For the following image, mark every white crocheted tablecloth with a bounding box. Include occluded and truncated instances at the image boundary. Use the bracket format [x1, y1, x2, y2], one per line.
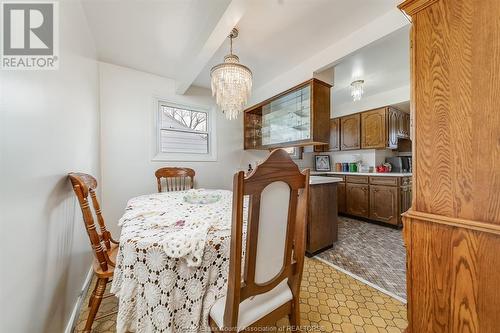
[111, 189, 246, 333]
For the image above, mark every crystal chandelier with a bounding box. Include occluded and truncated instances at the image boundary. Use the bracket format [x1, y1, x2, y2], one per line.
[210, 28, 252, 120]
[350, 79, 364, 101]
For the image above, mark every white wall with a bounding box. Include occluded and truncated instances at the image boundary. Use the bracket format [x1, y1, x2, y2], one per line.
[99, 63, 243, 233]
[332, 84, 410, 117]
[0, 1, 99, 332]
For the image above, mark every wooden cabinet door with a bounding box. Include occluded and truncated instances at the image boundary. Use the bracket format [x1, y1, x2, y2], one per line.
[361, 108, 387, 149]
[399, 185, 412, 224]
[346, 183, 369, 218]
[329, 118, 340, 151]
[403, 112, 411, 138]
[340, 114, 360, 150]
[313, 117, 340, 152]
[369, 185, 399, 225]
[337, 182, 346, 213]
[387, 107, 398, 149]
[307, 183, 338, 254]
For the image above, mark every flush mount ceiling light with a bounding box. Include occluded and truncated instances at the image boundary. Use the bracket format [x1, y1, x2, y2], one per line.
[210, 28, 253, 120]
[350, 79, 365, 101]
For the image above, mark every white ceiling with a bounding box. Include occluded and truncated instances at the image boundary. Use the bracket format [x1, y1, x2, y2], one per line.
[82, 0, 398, 93]
[331, 26, 410, 107]
[81, 0, 231, 79]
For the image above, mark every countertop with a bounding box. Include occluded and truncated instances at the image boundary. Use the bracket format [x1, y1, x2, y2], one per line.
[311, 171, 412, 177]
[309, 175, 344, 185]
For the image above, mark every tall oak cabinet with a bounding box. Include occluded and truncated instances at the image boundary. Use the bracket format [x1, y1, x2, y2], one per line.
[399, 0, 500, 332]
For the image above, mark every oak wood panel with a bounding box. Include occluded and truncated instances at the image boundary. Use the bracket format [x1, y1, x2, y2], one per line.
[329, 118, 340, 151]
[337, 182, 346, 214]
[311, 80, 332, 145]
[410, 0, 500, 222]
[340, 114, 360, 150]
[406, 219, 500, 333]
[369, 176, 399, 186]
[307, 183, 338, 254]
[369, 185, 399, 225]
[399, 0, 500, 331]
[345, 175, 369, 184]
[346, 183, 369, 218]
[361, 107, 387, 149]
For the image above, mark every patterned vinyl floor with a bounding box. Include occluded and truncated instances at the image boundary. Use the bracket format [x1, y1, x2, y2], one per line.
[75, 258, 407, 333]
[316, 216, 406, 300]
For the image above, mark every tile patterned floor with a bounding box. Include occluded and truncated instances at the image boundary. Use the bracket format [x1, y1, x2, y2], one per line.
[316, 217, 406, 300]
[75, 258, 407, 332]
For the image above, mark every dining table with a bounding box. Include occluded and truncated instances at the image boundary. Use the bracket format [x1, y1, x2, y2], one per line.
[111, 189, 248, 333]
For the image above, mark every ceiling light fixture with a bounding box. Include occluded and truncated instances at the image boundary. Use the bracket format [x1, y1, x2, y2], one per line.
[350, 79, 364, 102]
[210, 28, 253, 120]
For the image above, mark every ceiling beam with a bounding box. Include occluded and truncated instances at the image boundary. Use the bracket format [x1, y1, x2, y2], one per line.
[175, 0, 249, 95]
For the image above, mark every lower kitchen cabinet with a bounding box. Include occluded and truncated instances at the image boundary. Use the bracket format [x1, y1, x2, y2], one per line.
[334, 174, 412, 226]
[337, 182, 346, 214]
[307, 182, 338, 255]
[346, 183, 369, 218]
[369, 185, 399, 225]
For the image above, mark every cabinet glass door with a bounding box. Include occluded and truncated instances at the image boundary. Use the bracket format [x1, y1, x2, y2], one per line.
[261, 84, 311, 146]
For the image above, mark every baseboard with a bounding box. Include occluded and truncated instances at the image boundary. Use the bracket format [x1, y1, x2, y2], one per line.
[64, 267, 94, 333]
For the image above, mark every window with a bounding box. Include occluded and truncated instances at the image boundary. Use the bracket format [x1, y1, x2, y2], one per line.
[154, 101, 216, 161]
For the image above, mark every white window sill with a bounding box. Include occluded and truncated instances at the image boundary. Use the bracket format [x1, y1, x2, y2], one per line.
[152, 152, 217, 162]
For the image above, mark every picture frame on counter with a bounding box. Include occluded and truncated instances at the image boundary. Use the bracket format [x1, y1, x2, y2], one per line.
[314, 155, 331, 171]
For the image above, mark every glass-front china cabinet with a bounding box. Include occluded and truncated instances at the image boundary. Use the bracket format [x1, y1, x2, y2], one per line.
[243, 78, 331, 150]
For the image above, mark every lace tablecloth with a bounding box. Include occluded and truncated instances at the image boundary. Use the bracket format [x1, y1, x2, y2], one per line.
[111, 190, 245, 333]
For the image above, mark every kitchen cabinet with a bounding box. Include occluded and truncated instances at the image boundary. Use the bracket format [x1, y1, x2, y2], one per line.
[388, 107, 411, 149]
[307, 182, 338, 256]
[369, 185, 399, 225]
[243, 78, 332, 150]
[337, 181, 346, 214]
[387, 107, 399, 149]
[340, 114, 360, 150]
[326, 106, 410, 151]
[329, 118, 341, 151]
[334, 173, 412, 226]
[314, 117, 340, 152]
[400, 176, 412, 215]
[361, 108, 387, 149]
[346, 182, 369, 218]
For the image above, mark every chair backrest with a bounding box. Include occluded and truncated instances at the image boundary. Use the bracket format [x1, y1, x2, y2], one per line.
[155, 167, 195, 192]
[223, 149, 310, 328]
[68, 172, 115, 272]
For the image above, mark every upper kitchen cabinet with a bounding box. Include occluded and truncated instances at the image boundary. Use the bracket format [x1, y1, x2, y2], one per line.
[340, 114, 360, 150]
[387, 106, 410, 149]
[361, 107, 387, 149]
[329, 118, 341, 151]
[333, 105, 410, 150]
[314, 117, 340, 152]
[243, 79, 332, 150]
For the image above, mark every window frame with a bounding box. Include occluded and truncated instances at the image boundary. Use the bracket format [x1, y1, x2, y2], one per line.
[152, 99, 217, 162]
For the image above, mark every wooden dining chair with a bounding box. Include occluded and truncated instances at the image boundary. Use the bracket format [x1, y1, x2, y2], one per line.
[209, 149, 310, 332]
[68, 172, 119, 333]
[155, 167, 195, 192]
